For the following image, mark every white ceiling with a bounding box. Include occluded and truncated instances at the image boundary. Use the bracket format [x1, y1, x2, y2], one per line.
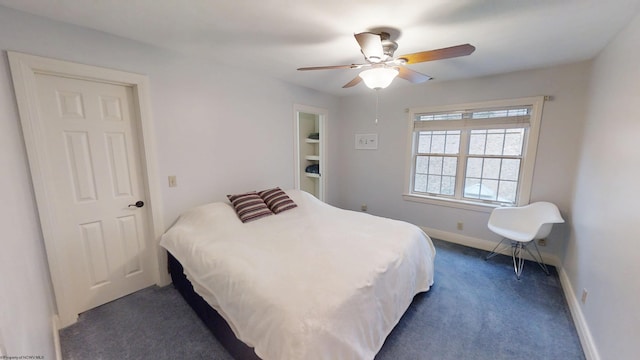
[2, 0, 640, 96]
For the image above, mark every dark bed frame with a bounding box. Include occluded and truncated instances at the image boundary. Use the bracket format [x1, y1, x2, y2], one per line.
[167, 252, 262, 360]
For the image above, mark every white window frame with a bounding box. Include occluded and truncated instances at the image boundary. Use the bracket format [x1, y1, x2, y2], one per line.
[403, 96, 545, 212]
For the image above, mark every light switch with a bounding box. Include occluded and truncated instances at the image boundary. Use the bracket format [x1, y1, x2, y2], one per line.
[355, 133, 378, 150]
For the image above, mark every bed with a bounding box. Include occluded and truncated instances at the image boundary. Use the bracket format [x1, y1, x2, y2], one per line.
[160, 189, 435, 360]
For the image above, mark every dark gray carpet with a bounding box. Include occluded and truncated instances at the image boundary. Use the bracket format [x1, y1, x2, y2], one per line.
[60, 240, 585, 359]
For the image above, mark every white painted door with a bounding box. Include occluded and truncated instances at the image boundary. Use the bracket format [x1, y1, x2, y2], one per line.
[34, 74, 156, 315]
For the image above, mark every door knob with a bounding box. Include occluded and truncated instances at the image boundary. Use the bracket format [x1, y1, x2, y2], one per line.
[128, 201, 144, 208]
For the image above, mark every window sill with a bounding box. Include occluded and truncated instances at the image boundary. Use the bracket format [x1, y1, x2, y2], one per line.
[402, 193, 499, 213]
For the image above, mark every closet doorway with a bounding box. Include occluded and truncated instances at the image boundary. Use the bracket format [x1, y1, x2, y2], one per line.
[294, 104, 327, 201]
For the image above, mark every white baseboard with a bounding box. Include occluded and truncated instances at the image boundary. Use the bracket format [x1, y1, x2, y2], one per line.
[421, 226, 598, 360]
[52, 315, 62, 360]
[557, 267, 600, 360]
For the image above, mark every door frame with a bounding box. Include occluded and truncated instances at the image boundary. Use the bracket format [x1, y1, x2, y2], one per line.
[8, 51, 167, 328]
[293, 104, 327, 201]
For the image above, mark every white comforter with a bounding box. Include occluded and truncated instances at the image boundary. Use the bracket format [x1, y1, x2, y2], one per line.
[160, 190, 435, 360]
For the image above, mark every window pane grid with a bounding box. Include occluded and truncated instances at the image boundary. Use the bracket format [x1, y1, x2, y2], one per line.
[414, 155, 457, 196]
[469, 128, 524, 156]
[463, 156, 521, 204]
[409, 99, 541, 207]
[416, 130, 460, 155]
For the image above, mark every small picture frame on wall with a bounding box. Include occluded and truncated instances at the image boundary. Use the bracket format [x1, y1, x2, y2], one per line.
[355, 133, 378, 150]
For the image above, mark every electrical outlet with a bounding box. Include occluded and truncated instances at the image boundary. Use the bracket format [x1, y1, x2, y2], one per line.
[581, 289, 588, 304]
[538, 239, 546, 246]
[168, 175, 177, 188]
[457, 222, 463, 231]
[361, 204, 367, 212]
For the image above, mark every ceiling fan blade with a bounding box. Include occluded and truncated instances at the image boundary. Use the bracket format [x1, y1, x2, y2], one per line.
[399, 44, 476, 64]
[354, 32, 384, 62]
[297, 64, 365, 71]
[342, 75, 362, 88]
[397, 66, 432, 84]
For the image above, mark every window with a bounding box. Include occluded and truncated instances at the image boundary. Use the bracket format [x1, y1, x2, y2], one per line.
[405, 97, 545, 209]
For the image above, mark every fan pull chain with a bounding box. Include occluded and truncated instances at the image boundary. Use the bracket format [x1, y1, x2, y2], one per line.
[375, 89, 379, 124]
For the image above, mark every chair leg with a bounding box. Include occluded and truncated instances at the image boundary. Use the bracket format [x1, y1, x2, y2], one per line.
[523, 240, 550, 276]
[486, 238, 549, 279]
[486, 238, 525, 279]
[513, 242, 525, 280]
[485, 238, 509, 260]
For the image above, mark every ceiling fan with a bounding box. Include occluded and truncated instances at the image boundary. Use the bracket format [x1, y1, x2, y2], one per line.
[297, 31, 475, 89]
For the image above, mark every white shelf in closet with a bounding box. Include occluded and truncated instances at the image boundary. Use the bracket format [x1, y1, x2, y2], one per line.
[305, 138, 320, 144]
[305, 173, 321, 178]
[305, 155, 320, 161]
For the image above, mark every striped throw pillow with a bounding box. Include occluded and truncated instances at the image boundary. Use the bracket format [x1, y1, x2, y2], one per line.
[258, 188, 297, 214]
[227, 192, 273, 223]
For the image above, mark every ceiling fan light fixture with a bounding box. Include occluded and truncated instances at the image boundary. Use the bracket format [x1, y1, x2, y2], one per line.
[359, 67, 399, 89]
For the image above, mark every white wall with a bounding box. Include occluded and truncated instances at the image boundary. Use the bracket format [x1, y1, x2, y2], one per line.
[0, 5, 338, 357]
[152, 55, 338, 225]
[565, 11, 640, 360]
[332, 62, 591, 259]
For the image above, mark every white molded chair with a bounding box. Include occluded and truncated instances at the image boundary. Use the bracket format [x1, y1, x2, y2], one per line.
[485, 202, 564, 279]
